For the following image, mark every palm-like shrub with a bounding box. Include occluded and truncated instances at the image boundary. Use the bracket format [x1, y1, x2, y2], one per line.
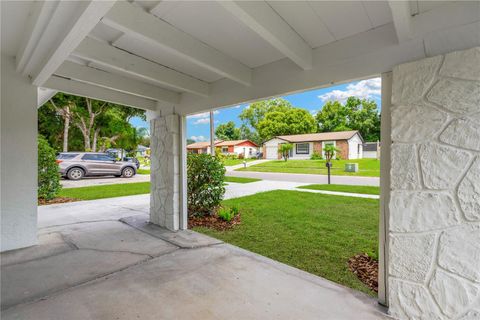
[278, 143, 293, 161]
[187, 153, 225, 215]
[38, 135, 61, 200]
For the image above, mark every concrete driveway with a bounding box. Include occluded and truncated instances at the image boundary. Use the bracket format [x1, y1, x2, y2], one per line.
[227, 171, 380, 186]
[1, 197, 387, 319]
[61, 174, 150, 188]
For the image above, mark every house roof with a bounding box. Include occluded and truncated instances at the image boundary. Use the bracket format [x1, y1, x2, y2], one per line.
[215, 140, 258, 147]
[274, 131, 361, 143]
[187, 140, 222, 149]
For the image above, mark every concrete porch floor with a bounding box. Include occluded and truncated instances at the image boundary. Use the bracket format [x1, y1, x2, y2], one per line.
[1, 197, 388, 319]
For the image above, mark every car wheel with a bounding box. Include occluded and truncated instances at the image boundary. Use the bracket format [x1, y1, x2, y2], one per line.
[122, 167, 135, 178]
[67, 167, 84, 180]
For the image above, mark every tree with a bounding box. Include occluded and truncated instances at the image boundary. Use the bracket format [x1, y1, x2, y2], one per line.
[323, 144, 339, 185]
[256, 108, 316, 141]
[315, 97, 380, 142]
[215, 121, 241, 140]
[239, 98, 293, 130]
[278, 143, 293, 161]
[187, 139, 196, 145]
[46, 93, 79, 152]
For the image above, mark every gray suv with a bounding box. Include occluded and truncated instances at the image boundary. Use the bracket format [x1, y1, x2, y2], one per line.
[57, 152, 137, 180]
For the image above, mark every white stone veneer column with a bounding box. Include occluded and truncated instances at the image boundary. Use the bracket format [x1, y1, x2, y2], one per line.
[388, 47, 480, 319]
[150, 113, 181, 231]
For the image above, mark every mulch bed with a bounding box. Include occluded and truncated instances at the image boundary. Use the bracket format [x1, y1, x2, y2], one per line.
[188, 213, 241, 231]
[348, 253, 378, 292]
[38, 197, 79, 206]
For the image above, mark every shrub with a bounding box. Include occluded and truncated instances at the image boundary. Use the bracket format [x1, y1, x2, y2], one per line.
[230, 205, 239, 216]
[38, 135, 61, 200]
[187, 153, 225, 215]
[238, 153, 244, 159]
[310, 151, 323, 160]
[218, 207, 234, 222]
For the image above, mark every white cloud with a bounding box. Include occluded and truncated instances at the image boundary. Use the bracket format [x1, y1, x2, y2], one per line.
[318, 78, 381, 103]
[193, 117, 210, 125]
[190, 135, 206, 142]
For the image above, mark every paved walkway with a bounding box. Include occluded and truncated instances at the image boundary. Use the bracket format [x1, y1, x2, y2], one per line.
[61, 174, 150, 188]
[1, 197, 387, 319]
[227, 170, 380, 186]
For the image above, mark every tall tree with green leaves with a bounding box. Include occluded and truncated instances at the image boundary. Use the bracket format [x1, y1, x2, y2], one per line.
[239, 98, 293, 130]
[256, 108, 316, 141]
[215, 121, 241, 140]
[315, 97, 380, 141]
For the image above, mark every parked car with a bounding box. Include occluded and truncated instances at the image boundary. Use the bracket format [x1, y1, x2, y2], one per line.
[122, 157, 140, 169]
[56, 152, 137, 180]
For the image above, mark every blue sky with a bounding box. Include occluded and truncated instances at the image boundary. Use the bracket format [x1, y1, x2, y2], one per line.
[130, 77, 381, 141]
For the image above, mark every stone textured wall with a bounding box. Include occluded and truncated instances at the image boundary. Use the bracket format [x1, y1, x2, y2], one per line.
[150, 114, 180, 231]
[388, 47, 480, 319]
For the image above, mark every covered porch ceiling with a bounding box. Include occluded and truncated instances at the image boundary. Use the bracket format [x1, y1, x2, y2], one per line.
[2, 0, 479, 114]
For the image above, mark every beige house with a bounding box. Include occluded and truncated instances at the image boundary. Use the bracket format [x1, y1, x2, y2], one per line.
[263, 131, 364, 160]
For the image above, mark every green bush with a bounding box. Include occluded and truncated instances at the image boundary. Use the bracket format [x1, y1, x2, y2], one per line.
[218, 207, 234, 222]
[187, 153, 226, 215]
[310, 151, 323, 160]
[217, 205, 239, 222]
[38, 135, 61, 200]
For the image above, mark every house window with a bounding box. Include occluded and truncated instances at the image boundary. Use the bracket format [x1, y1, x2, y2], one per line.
[222, 146, 229, 153]
[249, 148, 253, 155]
[296, 143, 309, 154]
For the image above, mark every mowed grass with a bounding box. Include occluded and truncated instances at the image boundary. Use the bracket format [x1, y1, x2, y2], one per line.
[58, 176, 260, 201]
[194, 190, 379, 295]
[224, 176, 261, 183]
[59, 182, 150, 200]
[236, 159, 380, 177]
[298, 184, 380, 195]
[136, 168, 150, 175]
[222, 158, 256, 166]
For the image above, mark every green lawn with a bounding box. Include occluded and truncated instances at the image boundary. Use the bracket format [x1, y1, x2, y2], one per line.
[222, 158, 256, 166]
[236, 159, 380, 177]
[194, 190, 379, 295]
[58, 176, 260, 201]
[298, 184, 380, 195]
[137, 169, 150, 175]
[59, 182, 150, 200]
[224, 176, 261, 183]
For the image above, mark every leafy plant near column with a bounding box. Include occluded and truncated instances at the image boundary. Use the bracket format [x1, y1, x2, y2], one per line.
[278, 143, 293, 161]
[187, 153, 226, 215]
[38, 135, 62, 200]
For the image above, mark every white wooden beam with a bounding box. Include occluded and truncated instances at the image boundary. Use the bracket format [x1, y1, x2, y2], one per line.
[388, 1, 413, 42]
[73, 37, 210, 97]
[44, 76, 157, 111]
[16, 1, 58, 73]
[55, 61, 180, 104]
[219, 1, 312, 70]
[102, 1, 252, 86]
[31, 1, 117, 86]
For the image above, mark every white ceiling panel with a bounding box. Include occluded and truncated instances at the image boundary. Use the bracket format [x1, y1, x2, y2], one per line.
[308, 1, 373, 40]
[113, 35, 223, 83]
[362, 1, 393, 27]
[1, 1, 35, 56]
[267, 1, 335, 49]
[86, 61, 183, 94]
[152, 1, 285, 68]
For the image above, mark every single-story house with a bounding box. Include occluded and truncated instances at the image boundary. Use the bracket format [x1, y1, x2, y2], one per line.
[363, 142, 380, 159]
[215, 140, 259, 158]
[263, 131, 364, 160]
[186, 140, 222, 154]
[136, 145, 149, 157]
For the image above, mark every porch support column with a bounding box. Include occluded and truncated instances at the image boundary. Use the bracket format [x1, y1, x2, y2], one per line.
[1, 54, 38, 252]
[149, 107, 187, 231]
[388, 47, 480, 319]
